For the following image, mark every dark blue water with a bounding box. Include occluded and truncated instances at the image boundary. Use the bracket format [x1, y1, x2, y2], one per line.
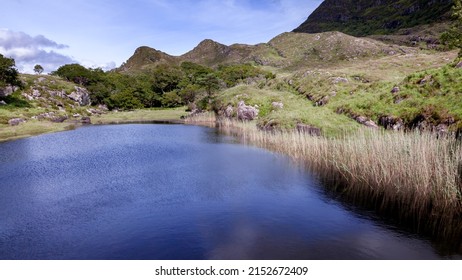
[0, 124, 452, 259]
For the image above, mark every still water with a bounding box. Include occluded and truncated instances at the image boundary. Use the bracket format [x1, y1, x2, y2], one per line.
[0, 124, 457, 259]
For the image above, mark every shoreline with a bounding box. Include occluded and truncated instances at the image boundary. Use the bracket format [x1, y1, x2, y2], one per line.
[0, 108, 188, 143]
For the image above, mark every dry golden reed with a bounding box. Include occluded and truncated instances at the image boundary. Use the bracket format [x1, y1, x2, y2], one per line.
[213, 118, 462, 242]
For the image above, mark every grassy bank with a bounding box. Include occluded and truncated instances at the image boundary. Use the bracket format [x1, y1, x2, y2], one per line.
[191, 115, 462, 251]
[0, 107, 188, 142]
[93, 107, 188, 124]
[0, 121, 76, 142]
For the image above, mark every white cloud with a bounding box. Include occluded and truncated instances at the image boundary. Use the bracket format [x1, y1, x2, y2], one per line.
[0, 29, 74, 73]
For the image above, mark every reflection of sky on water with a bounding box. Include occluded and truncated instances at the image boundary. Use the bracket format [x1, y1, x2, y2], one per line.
[0, 124, 454, 260]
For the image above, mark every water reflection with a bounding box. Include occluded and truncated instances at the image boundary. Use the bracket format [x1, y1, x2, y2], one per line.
[0, 124, 459, 259]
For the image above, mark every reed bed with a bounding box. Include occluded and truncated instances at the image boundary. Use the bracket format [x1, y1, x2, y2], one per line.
[213, 118, 462, 246]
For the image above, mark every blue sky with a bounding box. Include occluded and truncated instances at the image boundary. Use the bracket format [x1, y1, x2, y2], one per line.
[1, 0, 322, 73]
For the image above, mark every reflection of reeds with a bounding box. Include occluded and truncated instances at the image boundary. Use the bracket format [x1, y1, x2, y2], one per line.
[184, 112, 217, 125]
[215, 118, 462, 249]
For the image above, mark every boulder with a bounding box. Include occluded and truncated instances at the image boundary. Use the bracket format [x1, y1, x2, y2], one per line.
[0, 86, 18, 97]
[271, 102, 284, 109]
[0, 100, 6, 106]
[332, 77, 349, 84]
[237, 101, 259, 121]
[378, 116, 404, 131]
[50, 115, 68, 123]
[391, 86, 400, 94]
[355, 115, 378, 129]
[456, 61, 462, 69]
[296, 124, 321, 136]
[81, 117, 92, 124]
[8, 118, 26, 126]
[418, 75, 433, 85]
[68, 87, 91, 106]
[225, 105, 234, 118]
[315, 96, 329, 106]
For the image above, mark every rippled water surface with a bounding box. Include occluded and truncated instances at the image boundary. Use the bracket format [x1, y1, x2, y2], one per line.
[0, 124, 457, 259]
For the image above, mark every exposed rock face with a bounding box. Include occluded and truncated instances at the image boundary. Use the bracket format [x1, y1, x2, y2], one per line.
[68, 87, 91, 106]
[296, 124, 321, 136]
[237, 101, 259, 121]
[378, 116, 404, 130]
[8, 118, 25, 126]
[0, 86, 18, 97]
[354, 115, 379, 129]
[225, 105, 234, 118]
[294, 0, 452, 36]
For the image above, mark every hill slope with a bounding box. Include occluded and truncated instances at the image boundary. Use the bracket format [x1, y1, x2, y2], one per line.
[118, 32, 410, 72]
[294, 0, 453, 36]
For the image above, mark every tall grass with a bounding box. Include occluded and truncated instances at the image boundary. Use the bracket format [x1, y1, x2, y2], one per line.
[213, 118, 462, 246]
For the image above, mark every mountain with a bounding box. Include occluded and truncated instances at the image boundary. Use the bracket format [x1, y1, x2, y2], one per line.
[294, 0, 453, 37]
[118, 32, 409, 72]
[118, 46, 180, 72]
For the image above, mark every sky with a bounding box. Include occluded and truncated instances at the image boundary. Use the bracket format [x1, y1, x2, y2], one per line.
[1, 0, 323, 73]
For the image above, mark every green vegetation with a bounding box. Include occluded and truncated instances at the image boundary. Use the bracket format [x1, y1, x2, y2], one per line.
[0, 54, 21, 89]
[52, 62, 274, 111]
[294, 0, 453, 37]
[93, 107, 187, 124]
[442, 0, 462, 58]
[33, 64, 44, 75]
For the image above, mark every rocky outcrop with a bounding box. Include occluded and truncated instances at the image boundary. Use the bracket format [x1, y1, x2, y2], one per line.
[294, 0, 452, 36]
[68, 87, 91, 106]
[0, 86, 18, 97]
[378, 116, 404, 131]
[8, 118, 25, 126]
[237, 101, 259, 121]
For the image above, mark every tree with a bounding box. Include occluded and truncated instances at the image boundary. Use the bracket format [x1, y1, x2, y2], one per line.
[51, 64, 94, 86]
[0, 54, 21, 88]
[441, 0, 462, 59]
[33, 64, 44, 74]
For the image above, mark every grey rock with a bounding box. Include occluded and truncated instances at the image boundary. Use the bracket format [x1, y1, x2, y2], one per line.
[81, 117, 91, 124]
[456, 61, 462, 68]
[391, 86, 400, 94]
[225, 105, 234, 118]
[0, 100, 6, 106]
[0, 86, 18, 97]
[8, 118, 26, 126]
[50, 115, 68, 123]
[271, 102, 284, 109]
[355, 115, 378, 129]
[237, 101, 259, 121]
[315, 96, 329, 106]
[68, 87, 91, 106]
[379, 116, 404, 131]
[332, 77, 349, 84]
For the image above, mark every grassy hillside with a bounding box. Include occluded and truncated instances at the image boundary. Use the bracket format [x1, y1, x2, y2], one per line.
[294, 0, 453, 37]
[118, 31, 411, 72]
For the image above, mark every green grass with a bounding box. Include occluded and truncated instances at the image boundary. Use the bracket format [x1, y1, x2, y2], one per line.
[0, 120, 75, 142]
[93, 107, 188, 124]
[329, 64, 462, 127]
[216, 85, 360, 136]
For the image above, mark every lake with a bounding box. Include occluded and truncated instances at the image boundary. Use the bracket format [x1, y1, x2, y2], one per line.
[0, 124, 458, 259]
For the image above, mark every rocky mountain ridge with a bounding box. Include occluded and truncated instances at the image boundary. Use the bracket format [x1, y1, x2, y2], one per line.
[294, 0, 453, 36]
[118, 31, 412, 72]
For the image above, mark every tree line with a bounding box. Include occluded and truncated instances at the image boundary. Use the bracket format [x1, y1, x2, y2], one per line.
[50, 62, 275, 110]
